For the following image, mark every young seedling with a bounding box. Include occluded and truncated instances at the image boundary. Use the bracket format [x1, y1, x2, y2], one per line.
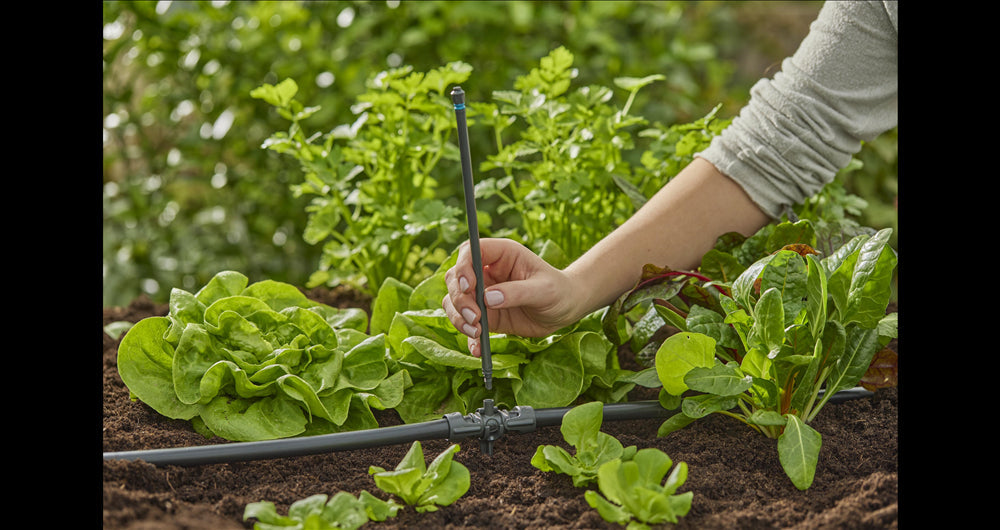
[531, 401, 637, 487]
[369, 441, 470, 513]
[243, 490, 400, 530]
[584, 448, 693, 529]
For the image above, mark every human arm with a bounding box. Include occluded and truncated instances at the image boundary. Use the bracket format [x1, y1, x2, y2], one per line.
[443, 157, 770, 355]
[443, 0, 898, 353]
[699, 0, 898, 218]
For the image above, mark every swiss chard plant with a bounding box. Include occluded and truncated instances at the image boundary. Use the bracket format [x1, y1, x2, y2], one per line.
[374, 249, 651, 424]
[251, 62, 472, 295]
[530, 401, 638, 487]
[243, 490, 400, 530]
[647, 225, 898, 490]
[584, 448, 693, 530]
[368, 441, 470, 513]
[477, 46, 665, 261]
[116, 270, 410, 441]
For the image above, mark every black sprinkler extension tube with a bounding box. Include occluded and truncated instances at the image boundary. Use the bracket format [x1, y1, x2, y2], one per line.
[450, 85, 493, 391]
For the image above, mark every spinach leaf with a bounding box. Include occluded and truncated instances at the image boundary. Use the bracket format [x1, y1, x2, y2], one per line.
[644, 225, 897, 490]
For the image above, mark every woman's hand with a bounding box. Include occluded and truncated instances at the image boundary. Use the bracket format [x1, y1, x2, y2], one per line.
[442, 238, 583, 357]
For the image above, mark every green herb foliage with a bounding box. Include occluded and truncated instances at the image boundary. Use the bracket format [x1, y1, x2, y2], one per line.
[479, 47, 664, 260]
[530, 401, 638, 487]
[116, 270, 409, 441]
[252, 62, 471, 294]
[584, 448, 693, 529]
[368, 441, 470, 513]
[648, 224, 897, 490]
[243, 490, 400, 530]
[376, 249, 648, 423]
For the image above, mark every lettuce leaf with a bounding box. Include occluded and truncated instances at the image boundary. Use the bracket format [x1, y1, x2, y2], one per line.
[117, 270, 405, 441]
[377, 249, 641, 423]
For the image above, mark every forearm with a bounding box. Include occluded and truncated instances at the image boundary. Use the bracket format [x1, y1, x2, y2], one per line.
[562, 157, 771, 318]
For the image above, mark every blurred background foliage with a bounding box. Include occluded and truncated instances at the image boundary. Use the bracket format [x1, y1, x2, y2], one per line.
[102, 0, 896, 308]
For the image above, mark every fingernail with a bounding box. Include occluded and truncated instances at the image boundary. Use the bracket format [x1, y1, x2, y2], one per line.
[459, 276, 469, 292]
[463, 323, 479, 338]
[461, 307, 477, 324]
[468, 337, 480, 358]
[485, 290, 504, 307]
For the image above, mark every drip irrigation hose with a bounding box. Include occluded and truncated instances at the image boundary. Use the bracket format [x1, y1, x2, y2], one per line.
[101, 388, 872, 467]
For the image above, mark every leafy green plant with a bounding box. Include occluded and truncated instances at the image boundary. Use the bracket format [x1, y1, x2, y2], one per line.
[116, 270, 409, 441]
[252, 62, 472, 294]
[478, 46, 664, 260]
[633, 102, 732, 200]
[374, 249, 648, 424]
[243, 490, 400, 530]
[649, 226, 898, 490]
[530, 401, 637, 487]
[584, 448, 693, 530]
[368, 441, 470, 513]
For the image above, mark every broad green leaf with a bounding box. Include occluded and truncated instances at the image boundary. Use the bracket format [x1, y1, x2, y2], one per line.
[200, 395, 307, 440]
[825, 325, 879, 396]
[761, 250, 808, 325]
[194, 270, 249, 306]
[680, 394, 737, 418]
[805, 254, 828, 341]
[371, 277, 413, 336]
[168, 288, 207, 326]
[242, 279, 317, 312]
[515, 341, 584, 408]
[751, 287, 785, 359]
[654, 332, 716, 396]
[699, 248, 746, 284]
[777, 415, 822, 490]
[843, 228, 896, 328]
[117, 317, 199, 420]
[370, 442, 469, 512]
[732, 255, 772, 311]
[684, 363, 752, 396]
[685, 304, 740, 350]
[560, 401, 604, 450]
[764, 220, 816, 253]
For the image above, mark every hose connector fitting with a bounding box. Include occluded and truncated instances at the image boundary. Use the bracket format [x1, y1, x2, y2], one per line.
[443, 399, 536, 455]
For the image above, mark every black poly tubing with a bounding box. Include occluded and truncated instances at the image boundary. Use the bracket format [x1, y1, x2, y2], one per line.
[104, 418, 454, 467]
[101, 388, 872, 467]
[102, 399, 673, 467]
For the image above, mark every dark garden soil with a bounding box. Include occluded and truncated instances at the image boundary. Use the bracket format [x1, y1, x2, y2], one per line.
[102, 288, 899, 529]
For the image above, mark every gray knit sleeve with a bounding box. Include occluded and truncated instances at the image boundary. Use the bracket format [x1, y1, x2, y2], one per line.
[697, 1, 898, 219]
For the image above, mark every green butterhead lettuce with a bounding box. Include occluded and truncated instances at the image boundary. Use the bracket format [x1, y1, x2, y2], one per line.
[378, 249, 645, 423]
[368, 441, 470, 513]
[243, 490, 400, 530]
[530, 401, 637, 487]
[584, 447, 693, 529]
[117, 270, 405, 441]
